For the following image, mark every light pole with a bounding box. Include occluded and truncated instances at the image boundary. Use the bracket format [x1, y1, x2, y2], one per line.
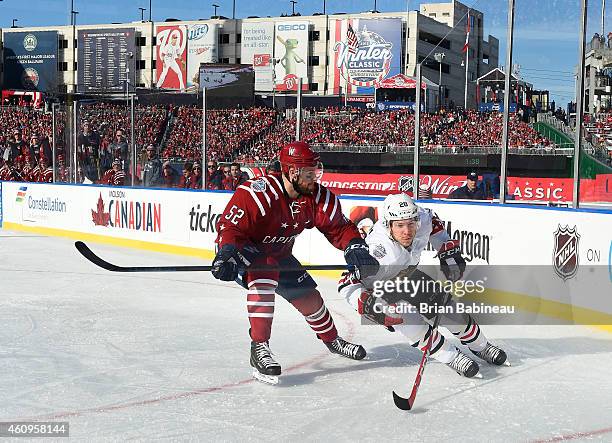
[272, 58, 278, 108]
[149, 0, 152, 21]
[232, 0, 236, 19]
[212, 3, 219, 17]
[434, 52, 445, 110]
[139, 7, 146, 21]
[11, 18, 18, 28]
[323, 0, 326, 14]
[373, 0, 378, 12]
[290, 0, 297, 16]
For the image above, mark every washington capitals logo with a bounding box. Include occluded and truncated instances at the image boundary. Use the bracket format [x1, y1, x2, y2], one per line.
[553, 225, 580, 280]
[289, 201, 306, 219]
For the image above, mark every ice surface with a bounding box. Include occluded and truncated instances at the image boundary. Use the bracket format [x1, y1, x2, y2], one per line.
[1, 231, 611, 441]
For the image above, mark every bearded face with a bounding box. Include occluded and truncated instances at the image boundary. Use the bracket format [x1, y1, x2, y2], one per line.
[287, 163, 323, 196]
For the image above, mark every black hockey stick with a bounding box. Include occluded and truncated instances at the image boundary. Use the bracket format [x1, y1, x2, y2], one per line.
[75, 241, 353, 273]
[392, 291, 452, 411]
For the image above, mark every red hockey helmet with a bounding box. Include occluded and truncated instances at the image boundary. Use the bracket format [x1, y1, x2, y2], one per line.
[278, 141, 320, 175]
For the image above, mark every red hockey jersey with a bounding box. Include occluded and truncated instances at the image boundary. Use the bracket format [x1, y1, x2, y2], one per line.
[215, 173, 360, 259]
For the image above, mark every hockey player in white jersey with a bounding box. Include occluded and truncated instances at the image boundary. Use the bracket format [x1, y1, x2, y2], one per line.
[338, 193, 508, 378]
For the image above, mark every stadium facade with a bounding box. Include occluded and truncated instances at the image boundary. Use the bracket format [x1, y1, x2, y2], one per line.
[0, 0, 498, 109]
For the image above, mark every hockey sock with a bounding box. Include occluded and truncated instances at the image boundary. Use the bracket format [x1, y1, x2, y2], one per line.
[291, 290, 338, 343]
[448, 316, 487, 352]
[247, 278, 277, 342]
[395, 323, 458, 364]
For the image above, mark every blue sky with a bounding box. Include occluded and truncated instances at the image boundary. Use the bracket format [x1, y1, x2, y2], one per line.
[1, 0, 608, 105]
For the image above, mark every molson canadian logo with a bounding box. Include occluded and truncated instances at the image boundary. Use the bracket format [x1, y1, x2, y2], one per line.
[334, 23, 393, 88]
[91, 190, 161, 232]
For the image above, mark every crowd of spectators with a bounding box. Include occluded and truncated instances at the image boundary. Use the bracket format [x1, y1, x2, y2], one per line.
[584, 112, 612, 162]
[162, 107, 278, 163]
[250, 108, 551, 157]
[1, 104, 560, 185]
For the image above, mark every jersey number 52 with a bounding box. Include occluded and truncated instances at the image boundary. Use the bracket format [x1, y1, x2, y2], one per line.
[225, 205, 245, 225]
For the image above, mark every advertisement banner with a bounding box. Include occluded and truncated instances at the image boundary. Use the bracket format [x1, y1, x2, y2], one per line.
[78, 28, 135, 93]
[320, 172, 586, 202]
[331, 18, 402, 95]
[187, 23, 218, 89]
[241, 22, 275, 92]
[2, 31, 58, 92]
[156, 25, 188, 90]
[274, 21, 309, 91]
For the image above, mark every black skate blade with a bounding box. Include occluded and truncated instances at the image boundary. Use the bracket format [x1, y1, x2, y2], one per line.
[252, 369, 279, 385]
[392, 391, 413, 411]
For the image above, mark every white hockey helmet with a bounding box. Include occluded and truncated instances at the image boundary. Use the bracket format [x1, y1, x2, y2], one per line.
[381, 193, 420, 229]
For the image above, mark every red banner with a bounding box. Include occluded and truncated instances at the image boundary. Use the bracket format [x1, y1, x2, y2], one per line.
[156, 25, 188, 90]
[319, 172, 612, 203]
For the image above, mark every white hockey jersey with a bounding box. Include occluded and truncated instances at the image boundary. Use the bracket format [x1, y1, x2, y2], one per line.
[340, 206, 451, 310]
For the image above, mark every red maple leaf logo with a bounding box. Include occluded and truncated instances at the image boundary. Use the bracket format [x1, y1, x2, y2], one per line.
[92, 193, 111, 226]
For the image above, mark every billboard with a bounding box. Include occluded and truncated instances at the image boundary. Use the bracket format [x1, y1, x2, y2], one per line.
[77, 28, 135, 93]
[186, 23, 218, 90]
[274, 21, 309, 91]
[199, 64, 254, 97]
[241, 22, 275, 92]
[156, 25, 188, 90]
[2, 31, 58, 92]
[331, 18, 402, 95]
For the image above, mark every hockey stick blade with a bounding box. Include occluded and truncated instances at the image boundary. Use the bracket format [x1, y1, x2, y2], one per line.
[75, 241, 353, 273]
[392, 391, 414, 411]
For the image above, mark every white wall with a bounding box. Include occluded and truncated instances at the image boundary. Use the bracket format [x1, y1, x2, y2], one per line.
[2, 182, 611, 321]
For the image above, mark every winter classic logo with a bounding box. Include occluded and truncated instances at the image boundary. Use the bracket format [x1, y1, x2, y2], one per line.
[23, 34, 38, 51]
[553, 225, 580, 280]
[334, 23, 393, 88]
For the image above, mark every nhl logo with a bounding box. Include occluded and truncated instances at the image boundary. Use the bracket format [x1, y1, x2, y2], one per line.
[398, 176, 413, 192]
[553, 225, 580, 280]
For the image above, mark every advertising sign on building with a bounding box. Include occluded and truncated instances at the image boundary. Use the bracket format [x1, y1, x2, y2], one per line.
[273, 21, 309, 91]
[156, 25, 188, 90]
[186, 23, 218, 89]
[2, 31, 58, 92]
[241, 22, 275, 91]
[331, 18, 402, 95]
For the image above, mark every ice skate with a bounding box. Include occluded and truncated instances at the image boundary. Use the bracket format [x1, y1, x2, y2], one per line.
[447, 349, 481, 378]
[472, 342, 510, 366]
[250, 341, 281, 384]
[325, 336, 367, 360]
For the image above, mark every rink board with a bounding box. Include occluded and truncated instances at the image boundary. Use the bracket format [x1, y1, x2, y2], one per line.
[1, 181, 611, 326]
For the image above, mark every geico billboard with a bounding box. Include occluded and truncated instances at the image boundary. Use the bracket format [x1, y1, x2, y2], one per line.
[274, 20, 309, 92]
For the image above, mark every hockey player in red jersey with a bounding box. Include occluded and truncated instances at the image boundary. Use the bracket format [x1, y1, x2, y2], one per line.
[212, 141, 380, 383]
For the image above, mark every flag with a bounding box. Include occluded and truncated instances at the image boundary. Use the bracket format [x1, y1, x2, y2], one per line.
[462, 13, 470, 53]
[347, 24, 358, 54]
